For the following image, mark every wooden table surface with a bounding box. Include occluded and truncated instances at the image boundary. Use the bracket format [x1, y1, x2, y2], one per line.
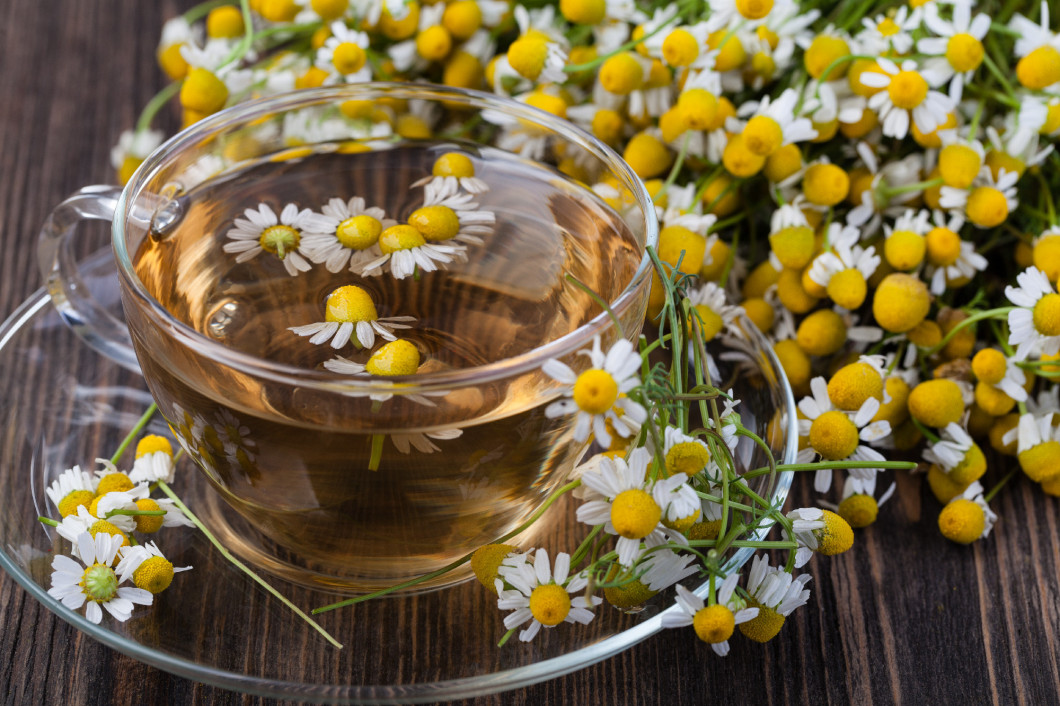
[2, 1, 1058, 704]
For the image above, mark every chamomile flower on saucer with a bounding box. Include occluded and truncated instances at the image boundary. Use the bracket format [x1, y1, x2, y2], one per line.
[939, 168, 1019, 229]
[223, 202, 323, 276]
[858, 57, 952, 139]
[738, 554, 812, 643]
[411, 152, 489, 198]
[1006, 266, 1060, 360]
[798, 376, 891, 493]
[542, 335, 646, 447]
[495, 548, 601, 642]
[93, 484, 152, 533]
[785, 507, 854, 567]
[48, 532, 153, 624]
[357, 224, 466, 279]
[938, 481, 997, 544]
[576, 447, 695, 566]
[662, 577, 758, 656]
[408, 190, 495, 247]
[289, 284, 417, 350]
[45, 465, 98, 518]
[315, 21, 372, 83]
[129, 434, 176, 484]
[116, 541, 192, 595]
[917, 0, 990, 103]
[301, 196, 394, 274]
[807, 221, 881, 311]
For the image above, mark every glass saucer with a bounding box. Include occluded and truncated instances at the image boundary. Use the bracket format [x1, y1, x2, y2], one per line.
[0, 249, 796, 703]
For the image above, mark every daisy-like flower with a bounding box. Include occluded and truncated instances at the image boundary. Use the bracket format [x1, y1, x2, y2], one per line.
[1005, 266, 1060, 360]
[93, 485, 152, 533]
[576, 447, 695, 566]
[807, 221, 881, 311]
[917, 0, 990, 103]
[495, 548, 601, 642]
[110, 128, 164, 184]
[48, 532, 153, 624]
[940, 167, 1020, 229]
[687, 281, 743, 341]
[785, 507, 854, 567]
[390, 429, 464, 454]
[386, 3, 446, 73]
[223, 203, 324, 276]
[411, 152, 489, 197]
[1009, 1, 1060, 90]
[116, 541, 192, 595]
[847, 146, 926, 237]
[798, 376, 892, 493]
[738, 554, 812, 643]
[661, 577, 758, 656]
[938, 480, 998, 544]
[831, 474, 896, 529]
[45, 465, 98, 518]
[1007, 412, 1060, 483]
[315, 21, 372, 83]
[357, 223, 465, 279]
[542, 335, 646, 447]
[922, 422, 983, 480]
[923, 210, 986, 295]
[129, 435, 176, 484]
[408, 189, 495, 247]
[288, 284, 416, 350]
[858, 5, 922, 55]
[859, 57, 952, 139]
[662, 426, 713, 478]
[500, 5, 569, 87]
[734, 88, 818, 158]
[300, 196, 394, 274]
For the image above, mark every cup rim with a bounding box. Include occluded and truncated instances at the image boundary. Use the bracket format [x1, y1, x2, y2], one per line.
[113, 82, 659, 393]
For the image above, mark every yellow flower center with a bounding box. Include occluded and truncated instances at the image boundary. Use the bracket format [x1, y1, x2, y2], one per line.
[610, 488, 662, 539]
[925, 226, 962, 267]
[470, 543, 518, 592]
[135, 434, 173, 459]
[572, 368, 619, 414]
[662, 28, 699, 67]
[336, 215, 382, 250]
[442, 0, 482, 40]
[179, 67, 228, 115]
[815, 510, 854, 555]
[365, 339, 421, 376]
[133, 498, 165, 534]
[735, 0, 773, 20]
[1033, 234, 1060, 282]
[311, 0, 349, 21]
[87, 519, 129, 546]
[693, 604, 736, 643]
[803, 163, 850, 206]
[591, 108, 624, 144]
[379, 224, 427, 254]
[827, 268, 868, 310]
[1043, 103, 1060, 134]
[738, 599, 786, 642]
[884, 229, 926, 270]
[378, 1, 420, 40]
[325, 285, 379, 323]
[723, 134, 767, 178]
[259, 224, 301, 258]
[908, 379, 965, 428]
[743, 115, 784, 157]
[81, 564, 119, 602]
[416, 25, 452, 62]
[58, 490, 95, 519]
[665, 440, 711, 476]
[507, 36, 548, 80]
[1031, 292, 1060, 336]
[691, 304, 724, 340]
[804, 35, 850, 79]
[887, 70, 929, 110]
[827, 361, 884, 411]
[559, 0, 606, 25]
[872, 273, 931, 333]
[945, 33, 984, 73]
[769, 225, 815, 269]
[432, 152, 475, 179]
[966, 186, 1009, 228]
[676, 89, 719, 132]
[529, 583, 572, 626]
[971, 348, 1008, 385]
[877, 17, 900, 36]
[157, 42, 189, 81]
[1018, 441, 1060, 482]
[809, 410, 860, 461]
[707, 30, 747, 72]
[623, 132, 673, 179]
[938, 144, 982, 189]
[604, 576, 657, 609]
[751, 50, 777, 82]
[599, 52, 644, 95]
[333, 42, 367, 74]
[949, 443, 987, 485]
[837, 493, 879, 528]
[133, 556, 176, 594]
[96, 473, 134, 496]
[937, 498, 985, 544]
[408, 205, 461, 241]
[1016, 45, 1060, 90]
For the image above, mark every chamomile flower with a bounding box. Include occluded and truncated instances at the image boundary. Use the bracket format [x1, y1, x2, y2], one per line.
[411, 152, 489, 197]
[495, 548, 601, 642]
[662, 426, 713, 478]
[409, 189, 495, 246]
[391, 429, 464, 454]
[300, 196, 394, 274]
[576, 447, 695, 566]
[938, 481, 997, 543]
[1010, 1, 1060, 90]
[785, 507, 854, 567]
[738, 554, 812, 643]
[735, 88, 818, 157]
[542, 336, 646, 447]
[923, 423, 987, 485]
[1011, 412, 1060, 482]
[46, 466, 98, 519]
[92, 484, 152, 533]
[661, 577, 759, 656]
[917, 0, 990, 103]
[110, 129, 164, 184]
[502, 5, 569, 85]
[833, 474, 896, 529]
[223, 203, 323, 276]
[357, 223, 466, 279]
[923, 210, 987, 295]
[858, 6, 922, 55]
[48, 532, 153, 624]
[116, 542, 192, 595]
[687, 281, 742, 341]
[288, 284, 417, 350]
[315, 21, 372, 82]
[939, 168, 1020, 229]
[798, 376, 892, 492]
[129, 435, 176, 484]
[806, 221, 881, 310]
[859, 57, 952, 139]
[1005, 266, 1060, 360]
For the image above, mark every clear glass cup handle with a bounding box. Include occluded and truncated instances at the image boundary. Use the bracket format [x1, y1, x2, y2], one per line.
[37, 185, 142, 374]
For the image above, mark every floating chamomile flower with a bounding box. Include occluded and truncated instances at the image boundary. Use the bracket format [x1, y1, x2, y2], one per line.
[45, 465, 98, 519]
[48, 532, 153, 624]
[737, 554, 812, 643]
[938, 481, 997, 544]
[289, 284, 417, 350]
[662, 577, 759, 656]
[576, 447, 695, 566]
[917, 0, 990, 103]
[408, 190, 496, 247]
[129, 434, 176, 484]
[315, 20, 372, 82]
[116, 541, 192, 595]
[223, 203, 323, 276]
[1005, 266, 1060, 360]
[807, 221, 881, 310]
[495, 548, 601, 642]
[324, 339, 443, 406]
[785, 507, 854, 567]
[797, 376, 892, 493]
[301, 196, 394, 274]
[412, 152, 490, 197]
[858, 57, 952, 139]
[357, 224, 465, 279]
[542, 335, 647, 447]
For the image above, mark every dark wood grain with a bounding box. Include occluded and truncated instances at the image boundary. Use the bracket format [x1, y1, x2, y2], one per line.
[1, 1, 1058, 704]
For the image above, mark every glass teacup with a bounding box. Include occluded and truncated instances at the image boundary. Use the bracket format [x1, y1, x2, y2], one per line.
[38, 83, 657, 592]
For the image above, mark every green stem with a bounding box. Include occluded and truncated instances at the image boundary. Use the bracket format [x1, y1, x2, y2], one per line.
[182, 0, 231, 23]
[921, 308, 1015, 357]
[367, 434, 385, 471]
[565, 273, 625, 339]
[984, 470, 1017, 503]
[38, 516, 59, 527]
[110, 403, 158, 465]
[135, 82, 182, 133]
[911, 417, 941, 444]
